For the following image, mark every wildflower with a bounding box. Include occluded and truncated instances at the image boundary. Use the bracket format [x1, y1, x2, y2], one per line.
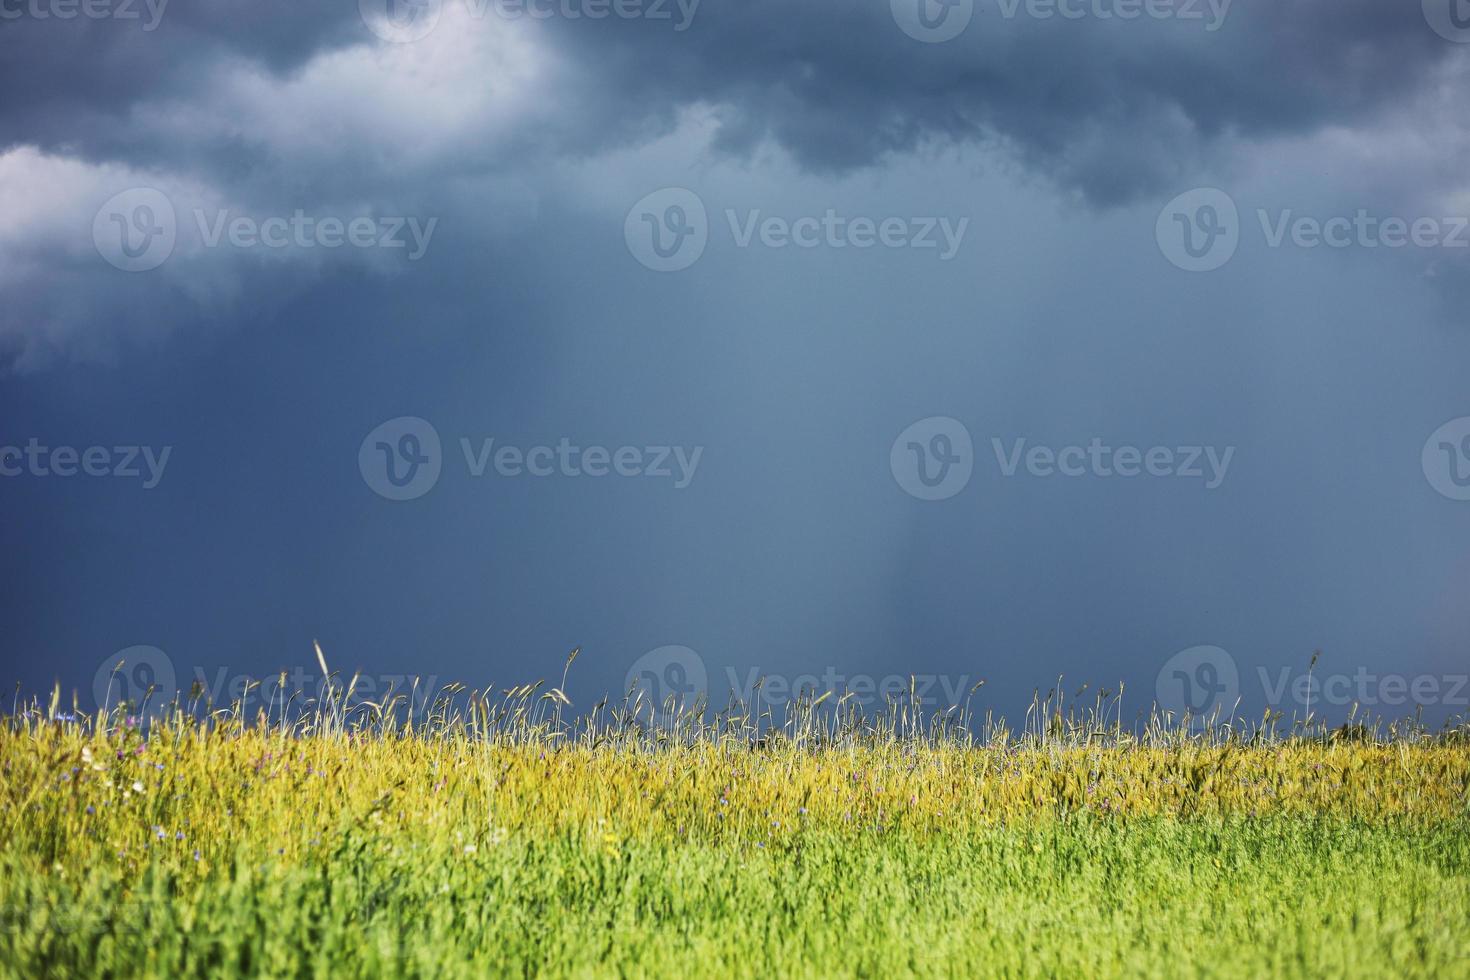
[132, 781, 144, 794]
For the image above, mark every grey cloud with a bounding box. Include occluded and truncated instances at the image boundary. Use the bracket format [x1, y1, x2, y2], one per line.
[3, 0, 1467, 371]
[0, 0, 1460, 203]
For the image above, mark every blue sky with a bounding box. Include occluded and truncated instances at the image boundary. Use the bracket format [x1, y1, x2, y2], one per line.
[2, 0, 1469, 727]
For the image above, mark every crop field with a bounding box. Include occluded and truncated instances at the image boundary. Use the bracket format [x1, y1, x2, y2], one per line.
[3, 663, 1470, 978]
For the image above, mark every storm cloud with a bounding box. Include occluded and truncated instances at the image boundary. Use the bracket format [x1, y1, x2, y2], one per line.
[2, 0, 1468, 727]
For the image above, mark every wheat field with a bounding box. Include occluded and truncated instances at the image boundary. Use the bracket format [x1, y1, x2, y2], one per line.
[3, 659, 1469, 977]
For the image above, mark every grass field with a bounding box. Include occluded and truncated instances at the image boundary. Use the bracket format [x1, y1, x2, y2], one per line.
[3, 665, 1470, 977]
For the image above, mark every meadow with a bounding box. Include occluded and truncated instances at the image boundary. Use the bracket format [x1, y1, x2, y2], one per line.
[3, 658, 1469, 977]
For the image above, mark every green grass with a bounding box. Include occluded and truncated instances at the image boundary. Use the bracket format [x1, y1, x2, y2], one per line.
[3, 818, 1469, 977]
[4, 661, 1469, 978]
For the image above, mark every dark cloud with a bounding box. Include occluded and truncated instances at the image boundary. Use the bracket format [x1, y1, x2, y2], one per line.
[0, 3, 362, 153]
[2, 0, 1468, 726]
[0, 0, 1459, 203]
[546, 0, 1455, 201]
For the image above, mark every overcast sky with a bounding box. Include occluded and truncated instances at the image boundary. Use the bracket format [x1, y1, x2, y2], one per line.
[2, 0, 1469, 728]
